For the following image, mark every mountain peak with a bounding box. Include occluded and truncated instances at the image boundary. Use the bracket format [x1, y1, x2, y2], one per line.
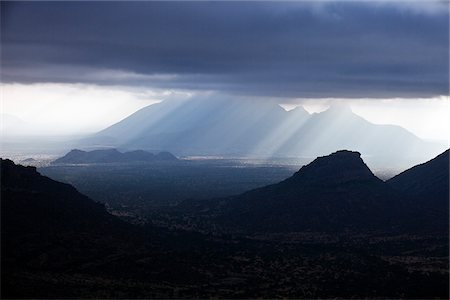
[328, 149, 361, 157]
[322, 104, 354, 115]
[291, 150, 377, 185]
[68, 149, 86, 154]
[289, 105, 309, 113]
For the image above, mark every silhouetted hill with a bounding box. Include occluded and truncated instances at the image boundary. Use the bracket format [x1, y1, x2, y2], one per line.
[1, 158, 148, 297]
[0, 159, 220, 297]
[184, 149, 448, 234]
[388, 149, 449, 198]
[83, 99, 444, 163]
[53, 148, 177, 164]
[287, 150, 376, 184]
[387, 149, 449, 232]
[177, 150, 412, 233]
[1, 159, 142, 266]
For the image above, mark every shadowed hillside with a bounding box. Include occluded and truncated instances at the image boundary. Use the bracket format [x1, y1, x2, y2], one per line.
[388, 149, 449, 233]
[2, 156, 448, 298]
[175, 150, 420, 233]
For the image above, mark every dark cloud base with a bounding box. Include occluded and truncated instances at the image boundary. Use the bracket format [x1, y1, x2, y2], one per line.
[1, 1, 448, 98]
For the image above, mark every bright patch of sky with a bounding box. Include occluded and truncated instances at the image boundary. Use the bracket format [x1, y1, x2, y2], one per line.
[1, 83, 162, 135]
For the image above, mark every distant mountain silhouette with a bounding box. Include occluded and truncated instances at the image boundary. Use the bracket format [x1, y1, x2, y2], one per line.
[90, 98, 288, 155]
[273, 104, 437, 159]
[84, 99, 444, 162]
[53, 148, 177, 164]
[22, 157, 36, 162]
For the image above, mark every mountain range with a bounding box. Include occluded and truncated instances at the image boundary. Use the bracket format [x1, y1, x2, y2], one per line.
[2, 149, 448, 298]
[52, 148, 177, 164]
[84, 98, 444, 163]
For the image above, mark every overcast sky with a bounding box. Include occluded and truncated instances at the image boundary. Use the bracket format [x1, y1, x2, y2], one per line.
[1, 1, 449, 140]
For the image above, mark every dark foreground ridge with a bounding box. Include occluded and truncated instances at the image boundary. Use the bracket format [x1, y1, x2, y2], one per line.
[1, 152, 448, 298]
[387, 149, 449, 232]
[53, 148, 177, 164]
[388, 149, 449, 198]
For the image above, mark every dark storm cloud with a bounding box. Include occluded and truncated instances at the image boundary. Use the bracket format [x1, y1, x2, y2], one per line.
[1, 1, 448, 98]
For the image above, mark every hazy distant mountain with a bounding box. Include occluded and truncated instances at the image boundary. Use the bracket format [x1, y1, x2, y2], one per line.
[90, 98, 289, 155]
[274, 105, 440, 159]
[178, 150, 448, 234]
[52, 148, 177, 164]
[84, 99, 444, 162]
